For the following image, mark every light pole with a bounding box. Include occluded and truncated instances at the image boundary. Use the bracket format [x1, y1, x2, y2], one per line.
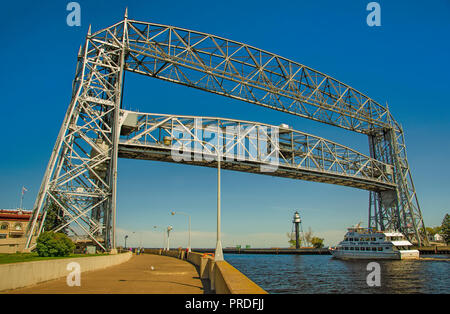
[131, 231, 143, 249]
[203, 141, 224, 261]
[166, 226, 173, 251]
[171, 211, 191, 252]
[153, 226, 166, 250]
[124, 235, 128, 249]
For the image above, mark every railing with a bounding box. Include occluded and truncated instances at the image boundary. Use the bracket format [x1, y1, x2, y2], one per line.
[118, 111, 396, 191]
[144, 248, 267, 294]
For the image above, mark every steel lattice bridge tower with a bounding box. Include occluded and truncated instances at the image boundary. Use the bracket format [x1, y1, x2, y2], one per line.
[25, 11, 428, 251]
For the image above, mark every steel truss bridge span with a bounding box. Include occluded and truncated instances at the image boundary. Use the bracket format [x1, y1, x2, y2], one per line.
[118, 111, 396, 192]
[25, 12, 428, 251]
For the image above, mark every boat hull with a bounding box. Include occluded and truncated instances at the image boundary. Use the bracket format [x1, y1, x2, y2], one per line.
[399, 250, 420, 260]
[330, 249, 419, 260]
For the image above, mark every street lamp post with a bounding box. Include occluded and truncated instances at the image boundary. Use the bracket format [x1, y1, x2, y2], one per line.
[166, 226, 173, 251]
[171, 211, 191, 252]
[153, 226, 166, 250]
[124, 235, 128, 249]
[203, 141, 224, 261]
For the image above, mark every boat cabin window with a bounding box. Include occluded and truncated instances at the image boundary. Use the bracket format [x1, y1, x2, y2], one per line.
[377, 247, 383, 251]
[360, 247, 365, 251]
[372, 247, 377, 251]
[371, 237, 376, 241]
[350, 247, 354, 250]
[355, 247, 360, 251]
[389, 236, 404, 241]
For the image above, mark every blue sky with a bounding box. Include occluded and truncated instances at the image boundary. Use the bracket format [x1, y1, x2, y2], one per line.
[0, 0, 449, 247]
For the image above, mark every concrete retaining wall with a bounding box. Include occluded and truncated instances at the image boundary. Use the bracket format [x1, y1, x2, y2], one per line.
[214, 261, 266, 294]
[145, 249, 267, 294]
[0, 252, 132, 292]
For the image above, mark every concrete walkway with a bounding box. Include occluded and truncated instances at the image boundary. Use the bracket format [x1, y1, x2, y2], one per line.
[7, 254, 211, 294]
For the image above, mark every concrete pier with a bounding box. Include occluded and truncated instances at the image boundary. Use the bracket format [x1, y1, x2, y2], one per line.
[194, 247, 331, 255]
[413, 246, 450, 255]
[5, 254, 210, 294]
[194, 246, 450, 255]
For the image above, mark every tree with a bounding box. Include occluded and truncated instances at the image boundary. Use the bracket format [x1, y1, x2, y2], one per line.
[36, 231, 75, 257]
[425, 226, 442, 237]
[311, 237, 324, 249]
[441, 214, 450, 244]
[304, 227, 313, 247]
[425, 227, 435, 237]
[43, 200, 68, 234]
[286, 232, 300, 248]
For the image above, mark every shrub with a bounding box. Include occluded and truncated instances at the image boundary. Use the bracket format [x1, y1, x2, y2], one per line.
[311, 237, 324, 249]
[36, 232, 75, 257]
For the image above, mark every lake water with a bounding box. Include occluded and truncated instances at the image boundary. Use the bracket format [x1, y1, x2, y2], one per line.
[225, 254, 450, 294]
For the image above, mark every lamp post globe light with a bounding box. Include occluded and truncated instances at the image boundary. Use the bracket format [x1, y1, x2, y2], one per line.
[171, 211, 191, 252]
[124, 235, 128, 249]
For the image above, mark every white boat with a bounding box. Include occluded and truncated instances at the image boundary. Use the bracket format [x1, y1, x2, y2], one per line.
[329, 224, 419, 260]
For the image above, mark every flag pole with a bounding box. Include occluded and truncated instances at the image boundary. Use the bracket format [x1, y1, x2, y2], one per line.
[20, 186, 27, 211]
[19, 187, 23, 210]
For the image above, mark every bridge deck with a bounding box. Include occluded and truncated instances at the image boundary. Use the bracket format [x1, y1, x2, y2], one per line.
[6, 254, 211, 294]
[119, 145, 396, 192]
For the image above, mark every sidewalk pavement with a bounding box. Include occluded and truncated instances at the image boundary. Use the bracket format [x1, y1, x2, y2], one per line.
[7, 253, 211, 294]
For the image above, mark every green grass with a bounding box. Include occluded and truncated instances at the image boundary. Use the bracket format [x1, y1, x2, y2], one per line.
[0, 252, 106, 265]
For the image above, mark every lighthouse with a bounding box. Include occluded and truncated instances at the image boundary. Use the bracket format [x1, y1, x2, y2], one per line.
[293, 211, 301, 249]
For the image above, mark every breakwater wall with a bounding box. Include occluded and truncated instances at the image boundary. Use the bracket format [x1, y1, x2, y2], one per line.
[192, 246, 450, 255]
[413, 246, 450, 255]
[144, 248, 267, 294]
[194, 247, 331, 255]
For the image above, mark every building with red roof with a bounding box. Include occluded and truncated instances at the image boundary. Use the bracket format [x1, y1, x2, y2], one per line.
[0, 209, 38, 253]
